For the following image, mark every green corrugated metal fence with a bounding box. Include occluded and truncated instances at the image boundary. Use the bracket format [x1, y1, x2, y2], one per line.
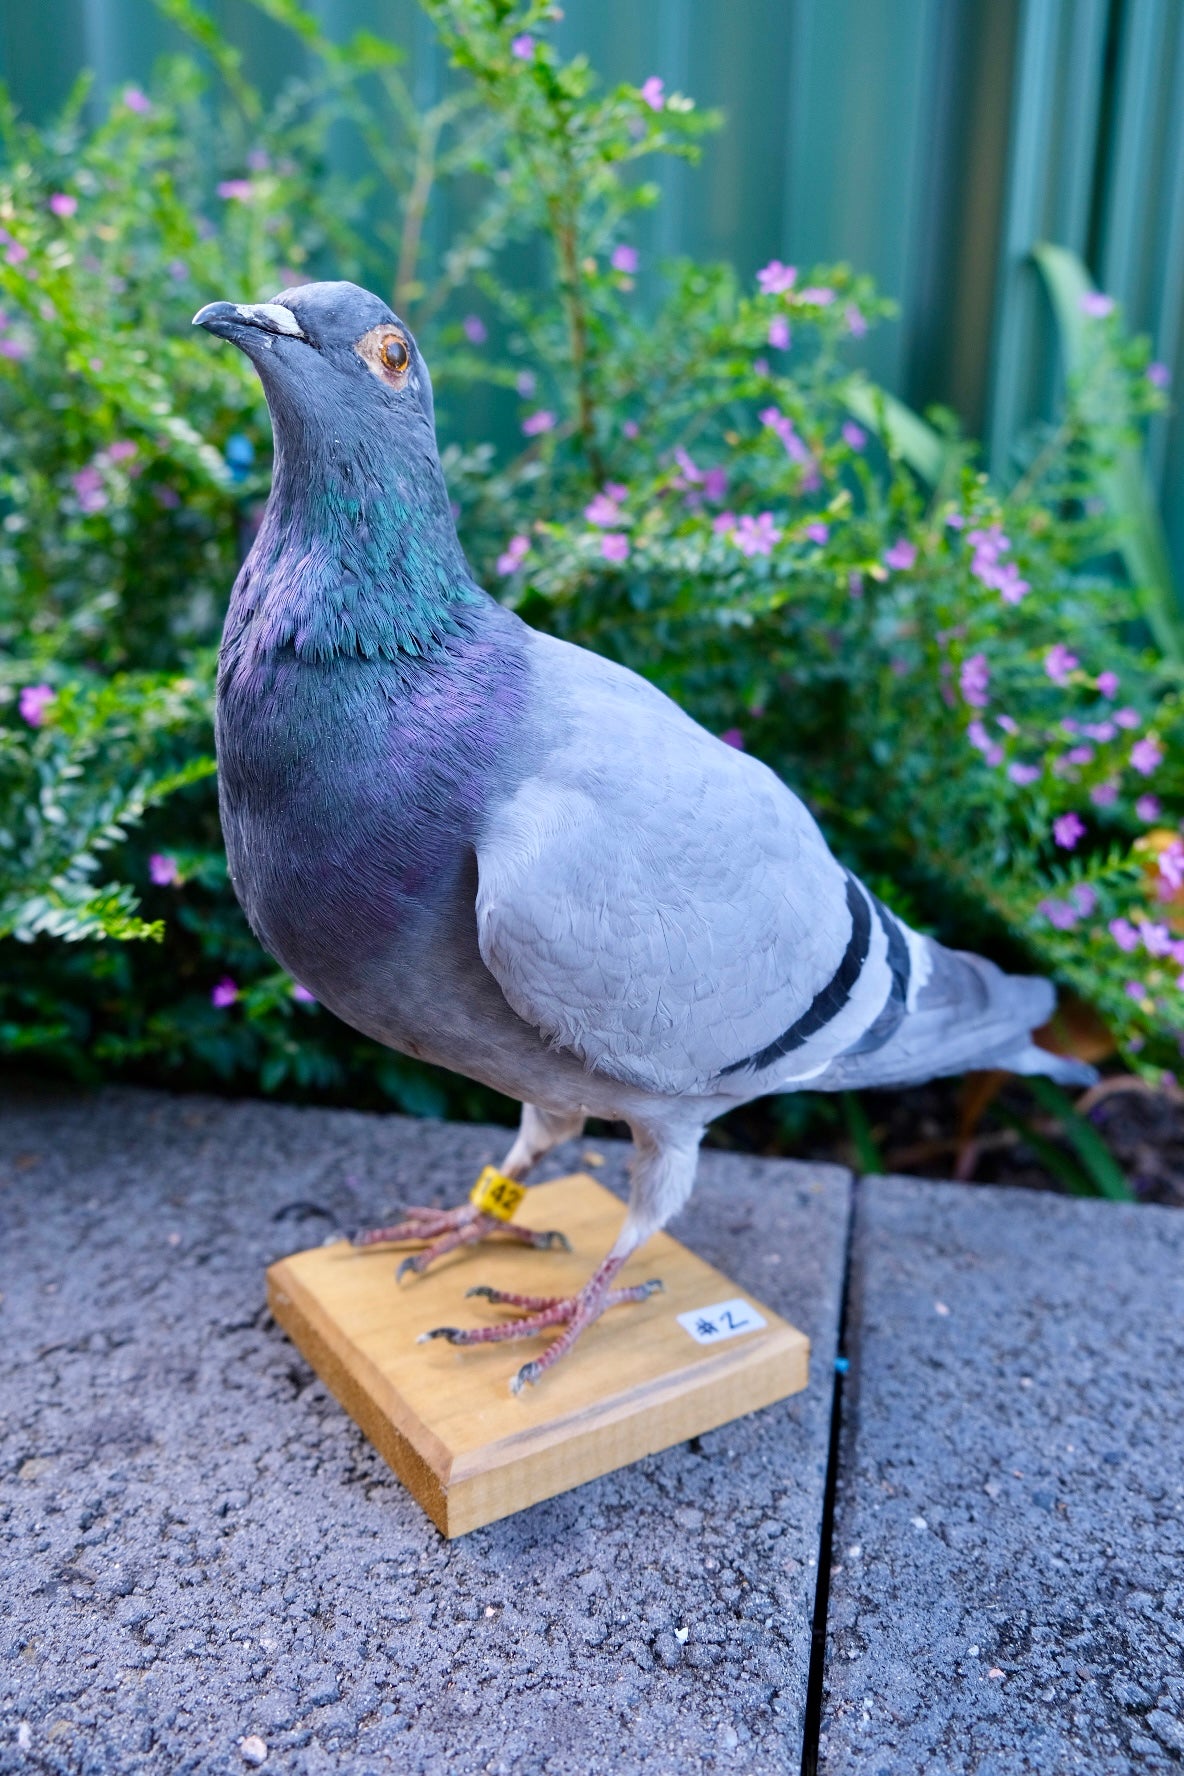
[2, 0, 1181, 582]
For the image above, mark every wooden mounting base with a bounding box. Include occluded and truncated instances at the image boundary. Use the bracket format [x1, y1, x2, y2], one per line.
[266, 1171, 809, 1537]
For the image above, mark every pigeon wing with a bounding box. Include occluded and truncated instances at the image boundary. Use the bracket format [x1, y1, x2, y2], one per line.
[475, 634, 893, 1097]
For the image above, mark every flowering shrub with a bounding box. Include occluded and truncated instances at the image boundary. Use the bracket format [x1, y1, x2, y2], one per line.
[0, 0, 1180, 1119]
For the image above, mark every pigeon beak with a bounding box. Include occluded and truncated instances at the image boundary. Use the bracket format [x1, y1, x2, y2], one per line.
[192, 301, 308, 344]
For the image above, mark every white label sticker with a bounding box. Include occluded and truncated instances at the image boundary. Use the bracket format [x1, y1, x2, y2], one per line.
[677, 1298, 767, 1345]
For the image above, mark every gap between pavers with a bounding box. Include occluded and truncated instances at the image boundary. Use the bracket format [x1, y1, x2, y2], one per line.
[0, 1085, 850, 1776]
[820, 1175, 1184, 1776]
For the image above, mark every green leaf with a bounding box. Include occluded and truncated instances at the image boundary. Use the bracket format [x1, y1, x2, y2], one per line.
[1023, 1075, 1133, 1201]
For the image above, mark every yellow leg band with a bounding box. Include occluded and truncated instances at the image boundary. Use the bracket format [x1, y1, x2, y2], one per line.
[468, 1165, 526, 1222]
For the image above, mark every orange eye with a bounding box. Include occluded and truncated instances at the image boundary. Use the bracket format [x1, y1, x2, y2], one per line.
[381, 335, 409, 373]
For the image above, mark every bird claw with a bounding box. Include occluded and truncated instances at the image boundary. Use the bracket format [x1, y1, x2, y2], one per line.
[510, 1361, 542, 1396]
[416, 1326, 461, 1344]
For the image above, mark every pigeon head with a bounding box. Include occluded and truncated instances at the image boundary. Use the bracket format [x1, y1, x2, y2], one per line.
[193, 280, 437, 447]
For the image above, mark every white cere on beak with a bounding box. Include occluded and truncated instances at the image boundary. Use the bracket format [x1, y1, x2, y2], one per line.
[235, 302, 306, 338]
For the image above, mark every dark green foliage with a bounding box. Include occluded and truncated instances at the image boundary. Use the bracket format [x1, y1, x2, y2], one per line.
[1, 0, 1180, 1130]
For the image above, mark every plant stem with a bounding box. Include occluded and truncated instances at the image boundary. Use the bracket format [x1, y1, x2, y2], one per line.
[548, 188, 603, 483]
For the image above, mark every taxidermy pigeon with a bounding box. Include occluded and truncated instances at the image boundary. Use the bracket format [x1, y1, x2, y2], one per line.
[195, 281, 1094, 1394]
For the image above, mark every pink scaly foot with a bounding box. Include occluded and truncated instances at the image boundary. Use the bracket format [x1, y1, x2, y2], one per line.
[418, 1253, 664, 1394]
[350, 1201, 570, 1280]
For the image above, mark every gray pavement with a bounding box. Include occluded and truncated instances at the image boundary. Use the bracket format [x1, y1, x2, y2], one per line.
[821, 1176, 1184, 1775]
[0, 1086, 850, 1776]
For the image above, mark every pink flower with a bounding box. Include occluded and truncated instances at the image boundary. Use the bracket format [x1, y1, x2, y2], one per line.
[1148, 362, 1172, 389]
[1142, 922, 1174, 958]
[71, 464, 106, 513]
[1065, 745, 1095, 767]
[1158, 841, 1184, 892]
[1044, 643, 1079, 685]
[1040, 898, 1078, 930]
[712, 511, 736, 537]
[1124, 981, 1145, 1001]
[0, 337, 29, 360]
[496, 534, 529, 576]
[148, 853, 178, 886]
[640, 76, 665, 110]
[605, 482, 628, 501]
[515, 370, 536, 398]
[521, 410, 555, 437]
[122, 86, 151, 113]
[18, 683, 54, 726]
[611, 244, 638, 275]
[841, 421, 866, 452]
[702, 467, 727, 502]
[968, 721, 1004, 767]
[768, 315, 790, 350]
[1080, 291, 1115, 317]
[6, 241, 28, 266]
[719, 728, 745, 750]
[759, 406, 812, 465]
[622, 419, 640, 439]
[804, 522, 829, 544]
[1114, 707, 1141, 729]
[1110, 918, 1139, 952]
[1090, 781, 1119, 807]
[1070, 883, 1097, 916]
[49, 193, 77, 218]
[584, 491, 624, 527]
[884, 538, 916, 572]
[511, 33, 535, 58]
[1008, 762, 1040, 786]
[798, 286, 835, 305]
[462, 314, 487, 344]
[292, 983, 317, 1003]
[732, 512, 781, 557]
[1136, 795, 1161, 822]
[211, 977, 238, 1008]
[1053, 812, 1085, 849]
[1084, 721, 1116, 742]
[216, 179, 254, 202]
[959, 653, 990, 709]
[845, 305, 867, 337]
[1096, 669, 1120, 697]
[946, 511, 965, 528]
[1131, 737, 1163, 776]
[601, 533, 630, 564]
[107, 440, 137, 464]
[756, 260, 797, 296]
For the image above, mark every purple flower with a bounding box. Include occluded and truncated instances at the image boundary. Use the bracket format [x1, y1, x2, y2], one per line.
[1080, 291, 1115, 318]
[521, 410, 555, 437]
[462, 314, 487, 345]
[71, 464, 106, 513]
[968, 720, 1004, 767]
[804, 522, 829, 545]
[19, 684, 54, 726]
[1065, 745, 1095, 767]
[1131, 737, 1163, 775]
[107, 440, 137, 464]
[622, 419, 640, 439]
[1096, 669, 1120, 698]
[712, 512, 736, 537]
[0, 337, 29, 360]
[6, 241, 28, 266]
[946, 511, 965, 528]
[216, 179, 254, 202]
[1124, 981, 1146, 1001]
[211, 977, 239, 1008]
[246, 148, 270, 172]
[798, 286, 835, 306]
[1136, 795, 1161, 822]
[1110, 918, 1139, 952]
[845, 305, 867, 337]
[511, 33, 535, 59]
[700, 467, 726, 502]
[516, 370, 536, 398]
[719, 728, 745, 750]
[292, 982, 317, 1004]
[1158, 840, 1184, 892]
[884, 538, 917, 572]
[733, 512, 782, 557]
[1040, 898, 1078, 931]
[1044, 643, 1079, 685]
[496, 534, 530, 576]
[959, 653, 990, 709]
[1090, 781, 1119, 807]
[759, 405, 812, 468]
[1084, 721, 1116, 742]
[1070, 884, 1098, 916]
[768, 315, 790, 350]
[585, 491, 624, 527]
[49, 193, 77, 218]
[611, 244, 639, 275]
[1114, 707, 1141, 730]
[1142, 922, 1174, 958]
[1008, 762, 1040, 786]
[601, 533, 630, 564]
[640, 76, 665, 110]
[841, 421, 866, 452]
[756, 260, 797, 296]
[122, 86, 151, 113]
[1148, 361, 1172, 389]
[848, 572, 864, 599]
[1053, 812, 1085, 850]
[148, 853, 178, 886]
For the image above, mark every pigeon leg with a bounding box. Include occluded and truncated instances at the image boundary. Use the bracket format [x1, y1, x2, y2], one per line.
[348, 1102, 586, 1279]
[418, 1252, 664, 1394]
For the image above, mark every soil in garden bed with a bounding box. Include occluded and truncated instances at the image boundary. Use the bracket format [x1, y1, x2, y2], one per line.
[708, 1076, 1183, 1209]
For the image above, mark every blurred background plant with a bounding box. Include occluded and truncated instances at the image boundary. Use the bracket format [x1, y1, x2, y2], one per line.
[0, 0, 1180, 1187]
